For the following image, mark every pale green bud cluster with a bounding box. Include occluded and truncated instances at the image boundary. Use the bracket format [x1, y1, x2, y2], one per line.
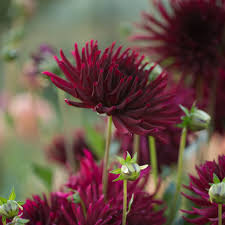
[209, 182, 225, 204]
[110, 152, 148, 182]
[179, 103, 211, 131]
[208, 174, 225, 204]
[0, 200, 20, 219]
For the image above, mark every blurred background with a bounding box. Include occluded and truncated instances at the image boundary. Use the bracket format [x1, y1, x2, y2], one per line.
[0, 0, 149, 199]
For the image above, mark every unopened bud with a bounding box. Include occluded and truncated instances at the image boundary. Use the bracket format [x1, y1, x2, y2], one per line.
[0, 200, 20, 218]
[189, 109, 211, 131]
[209, 182, 225, 204]
[121, 163, 141, 181]
[2, 46, 18, 62]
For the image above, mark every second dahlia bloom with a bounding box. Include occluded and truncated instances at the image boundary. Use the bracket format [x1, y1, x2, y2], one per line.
[182, 155, 225, 224]
[43, 40, 178, 140]
[132, 0, 225, 84]
[45, 130, 95, 168]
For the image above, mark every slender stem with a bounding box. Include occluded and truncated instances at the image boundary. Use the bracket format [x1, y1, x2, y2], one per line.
[122, 180, 128, 225]
[149, 136, 158, 187]
[168, 127, 187, 224]
[218, 204, 222, 225]
[2, 216, 6, 225]
[208, 75, 218, 136]
[196, 75, 203, 102]
[133, 134, 140, 161]
[57, 89, 76, 172]
[80, 199, 87, 218]
[102, 116, 113, 199]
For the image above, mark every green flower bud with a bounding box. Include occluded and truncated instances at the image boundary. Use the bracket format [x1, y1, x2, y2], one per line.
[209, 182, 225, 204]
[0, 200, 20, 218]
[7, 216, 29, 225]
[189, 109, 211, 131]
[121, 163, 141, 181]
[1, 46, 18, 62]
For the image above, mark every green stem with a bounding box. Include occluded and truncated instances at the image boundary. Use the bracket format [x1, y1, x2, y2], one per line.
[80, 199, 87, 218]
[2, 216, 6, 225]
[149, 136, 158, 187]
[102, 116, 113, 200]
[122, 179, 128, 225]
[208, 75, 218, 137]
[218, 204, 222, 225]
[57, 89, 76, 172]
[168, 127, 187, 224]
[133, 134, 140, 161]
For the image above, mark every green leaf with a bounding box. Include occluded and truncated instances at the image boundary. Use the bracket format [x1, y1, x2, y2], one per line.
[113, 174, 124, 182]
[84, 124, 105, 158]
[213, 174, 220, 184]
[179, 105, 190, 116]
[17, 201, 25, 206]
[9, 187, 16, 200]
[127, 193, 134, 215]
[140, 165, 148, 170]
[32, 163, 53, 191]
[110, 168, 121, 175]
[131, 153, 137, 163]
[116, 156, 125, 165]
[125, 152, 131, 161]
[0, 197, 7, 205]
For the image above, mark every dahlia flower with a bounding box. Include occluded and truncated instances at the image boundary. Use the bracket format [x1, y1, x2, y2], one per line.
[43, 40, 179, 140]
[45, 130, 94, 168]
[21, 192, 119, 225]
[21, 192, 68, 225]
[132, 0, 225, 85]
[66, 151, 166, 225]
[182, 155, 225, 224]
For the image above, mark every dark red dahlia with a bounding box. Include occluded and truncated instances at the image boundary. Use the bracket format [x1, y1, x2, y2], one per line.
[45, 130, 94, 168]
[66, 151, 166, 225]
[43, 40, 179, 140]
[21, 192, 69, 225]
[21, 191, 119, 225]
[132, 0, 225, 85]
[116, 84, 195, 170]
[182, 155, 225, 224]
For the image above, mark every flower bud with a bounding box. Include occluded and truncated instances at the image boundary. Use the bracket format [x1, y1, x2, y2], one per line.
[209, 182, 225, 204]
[0, 200, 20, 218]
[1, 46, 18, 62]
[121, 163, 141, 181]
[189, 109, 211, 131]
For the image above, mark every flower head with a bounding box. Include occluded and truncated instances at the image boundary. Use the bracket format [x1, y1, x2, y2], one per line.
[182, 155, 225, 224]
[43, 40, 179, 140]
[66, 151, 166, 225]
[132, 0, 225, 84]
[45, 130, 94, 168]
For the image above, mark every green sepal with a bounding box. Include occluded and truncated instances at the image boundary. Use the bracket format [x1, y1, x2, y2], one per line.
[130, 153, 137, 164]
[127, 194, 134, 215]
[116, 156, 125, 165]
[0, 197, 7, 205]
[110, 168, 121, 175]
[140, 165, 148, 170]
[9, 188, 16, 201]
[213, 174, 220, 184]
[222, 177, 225, 183]
[113, 174, 124, 182]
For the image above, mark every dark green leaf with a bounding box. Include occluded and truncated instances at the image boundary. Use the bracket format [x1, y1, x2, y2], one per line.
[32, 163, 53, 191]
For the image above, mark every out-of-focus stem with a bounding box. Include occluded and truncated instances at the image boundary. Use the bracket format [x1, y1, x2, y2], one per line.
[168, 127, 187, 224]
[208, 75, 218, 136]
[57, 89, 76, 172]
[218, 204, 222, 225]
[133, 134, 140, 161]
[149, 136, 158, 187]
[122, 179, 128, 225]
[102, 116, 113, 200]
